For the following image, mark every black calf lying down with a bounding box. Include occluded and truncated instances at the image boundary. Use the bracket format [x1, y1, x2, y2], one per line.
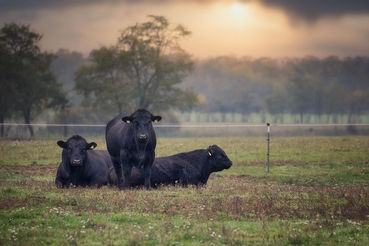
[55, 135, 113, 188]
[109, 145, 232, 187]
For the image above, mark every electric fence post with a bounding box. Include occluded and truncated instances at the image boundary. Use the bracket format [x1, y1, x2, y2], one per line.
[266, 122, 270, 173]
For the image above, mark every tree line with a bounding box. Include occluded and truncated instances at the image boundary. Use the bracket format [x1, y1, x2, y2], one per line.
[1, 17, 369, 137]
[184, 56, 369, 123]
[52, 51, 369, 125]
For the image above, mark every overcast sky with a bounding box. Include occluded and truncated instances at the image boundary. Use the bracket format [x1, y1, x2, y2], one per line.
[1, 0, 368, 58]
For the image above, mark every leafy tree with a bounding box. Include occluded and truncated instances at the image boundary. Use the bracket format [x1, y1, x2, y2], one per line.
[345, 89, 369, 123]
[76, 15, 198, 114]
[0, 43, 15, 137]
[51, 49, 87, 106]
[117, 15, 197, 111]
[325, 84, 346, 123]
[286, 75, 316, 123]
[75, 46, 132, 114]
[0, 23, 66, 137]
[265, 85, 287, 123]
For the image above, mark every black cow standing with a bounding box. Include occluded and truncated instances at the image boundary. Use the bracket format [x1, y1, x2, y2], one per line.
[109, 145, 232, 187]
[55, 135, 113, 188]
[106, 109, 161, 189]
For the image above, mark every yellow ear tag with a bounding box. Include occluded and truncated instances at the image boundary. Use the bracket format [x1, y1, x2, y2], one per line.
[208, 151, 212, 156]
[126, 120, 131, 124]
[90, 145, 95, 149]
[154, 119, 158, 123]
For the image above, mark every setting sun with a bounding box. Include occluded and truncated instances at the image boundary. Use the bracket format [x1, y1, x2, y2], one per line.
[230, 1, 245, 16]
[227, 1, 253, 27]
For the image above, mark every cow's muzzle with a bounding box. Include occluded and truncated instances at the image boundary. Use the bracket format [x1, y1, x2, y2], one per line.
[72, 159, 82, 166]
[138, 134, 148, 142]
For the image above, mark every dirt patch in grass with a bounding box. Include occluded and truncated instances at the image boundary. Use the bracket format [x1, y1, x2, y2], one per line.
[0, 164, 57, 176]
[0, 195, 47, 210]
[211, 177, 369, 220]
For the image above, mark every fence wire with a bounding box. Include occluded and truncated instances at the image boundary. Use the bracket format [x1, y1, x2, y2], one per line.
[1, 122, 369, 139]
[2, 123, 369, 127]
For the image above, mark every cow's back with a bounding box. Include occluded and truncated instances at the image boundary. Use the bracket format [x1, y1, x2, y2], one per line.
[106, 114, 125, 158]
[89, 150, 112, 168]
[85, 150, 112, 185]
[152, 150, 207, 185]
[151, 154, 195, 185]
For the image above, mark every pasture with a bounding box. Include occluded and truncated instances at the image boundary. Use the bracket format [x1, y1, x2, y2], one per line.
[0, 136, 369, 245]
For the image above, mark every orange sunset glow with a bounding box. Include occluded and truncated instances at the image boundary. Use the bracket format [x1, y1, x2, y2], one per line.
[1, 0, 368, 58]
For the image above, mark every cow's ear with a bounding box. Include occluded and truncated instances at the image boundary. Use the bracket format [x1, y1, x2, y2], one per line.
[122, 116, 133, 124]
[86, 142, 97, 150]
[151, 115, 162, 123]
[57, 140, 67, 149]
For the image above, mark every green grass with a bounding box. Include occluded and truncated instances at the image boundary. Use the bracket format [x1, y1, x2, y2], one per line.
[1, 136, 369, 245]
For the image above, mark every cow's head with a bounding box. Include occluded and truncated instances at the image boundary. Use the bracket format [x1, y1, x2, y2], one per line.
[122, 109, 161, 145]
[207, 145, 232, 172]
[57, 135, 97, 167]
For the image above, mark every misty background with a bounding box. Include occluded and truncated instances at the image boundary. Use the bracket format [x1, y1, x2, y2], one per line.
[1, 0, 369, 138]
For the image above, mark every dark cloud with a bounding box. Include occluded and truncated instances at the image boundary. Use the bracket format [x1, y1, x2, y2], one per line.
[0, 0, 100, 12]
[258, 0, 369, 21]
[0, 0, 143, 13]
[1, 0, 369, 21]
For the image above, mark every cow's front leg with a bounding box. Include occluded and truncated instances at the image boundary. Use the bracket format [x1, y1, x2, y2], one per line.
[119, 150, 132, 189]
[121, 165, 132, 189]
[143, 153, 154, 189]
[112, 157, 123, 189]
[143, 165, 152, 189]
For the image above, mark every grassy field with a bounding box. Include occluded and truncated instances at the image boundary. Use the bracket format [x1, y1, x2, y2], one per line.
[0, 136, 369, 245]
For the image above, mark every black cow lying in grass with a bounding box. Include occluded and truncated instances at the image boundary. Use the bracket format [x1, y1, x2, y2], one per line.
[55, 135, 113, 188]
[109, 145, 232, 187]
